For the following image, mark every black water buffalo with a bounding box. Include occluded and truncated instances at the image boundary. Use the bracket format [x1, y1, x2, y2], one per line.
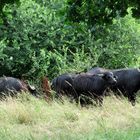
[87, 67, 140, 106]
[73, 72, 117, 106]
[0, 77, 37, 98]
[51, 73, 77, 99]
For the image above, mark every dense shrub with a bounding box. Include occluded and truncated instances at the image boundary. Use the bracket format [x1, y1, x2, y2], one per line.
[0, 0, 139, 81]
[95, 13, 140, 68]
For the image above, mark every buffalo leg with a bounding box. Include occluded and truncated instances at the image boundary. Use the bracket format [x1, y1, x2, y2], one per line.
[128, 92, 136, 106]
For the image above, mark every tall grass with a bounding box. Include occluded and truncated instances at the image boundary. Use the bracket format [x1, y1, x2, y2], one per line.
[0, 93, 140, 140]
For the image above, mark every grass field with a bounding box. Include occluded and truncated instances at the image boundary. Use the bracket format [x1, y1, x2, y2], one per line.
[0, 93, 140, 140]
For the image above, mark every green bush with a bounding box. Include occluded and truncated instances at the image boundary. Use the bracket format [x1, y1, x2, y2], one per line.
[96, 13, 140, 68]
[0, 0, 139, 81]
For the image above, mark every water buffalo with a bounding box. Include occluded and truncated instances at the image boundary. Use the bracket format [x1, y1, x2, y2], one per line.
[51, 73, 77, 100]
[0, 77, 37, 98]
[73, 72, 117, 106]
[87, 67, 140, 106]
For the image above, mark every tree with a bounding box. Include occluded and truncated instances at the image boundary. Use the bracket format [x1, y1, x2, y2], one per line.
[0, 0, 19, 11]
[0, 0, 20, 24]
[66, 0, 140, 26]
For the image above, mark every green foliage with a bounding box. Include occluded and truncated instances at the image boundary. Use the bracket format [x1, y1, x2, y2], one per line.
[0, 0, 94, 79]
[96, 13, 140, 68]
[0, 0, 139, 81]
[0, 0, 20, 11]
[67, 0, 140, 26]
[0, 0, 63, 79]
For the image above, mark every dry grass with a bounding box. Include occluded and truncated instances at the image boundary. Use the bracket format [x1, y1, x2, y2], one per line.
[0, 93, 140, 139]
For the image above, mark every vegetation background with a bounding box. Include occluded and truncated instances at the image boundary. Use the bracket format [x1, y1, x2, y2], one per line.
[0, 0, 140, 139]
[0, 0, 140, 80]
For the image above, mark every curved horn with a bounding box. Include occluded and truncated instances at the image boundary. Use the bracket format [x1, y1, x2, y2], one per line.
[96, 73, 104, 77]
[28, 85, 36, 90]
[137, 68, 140, 72]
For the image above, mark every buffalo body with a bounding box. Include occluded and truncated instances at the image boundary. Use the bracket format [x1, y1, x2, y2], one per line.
[87, 67, 140, 105]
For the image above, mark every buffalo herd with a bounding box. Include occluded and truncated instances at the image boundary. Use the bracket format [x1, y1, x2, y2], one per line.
[51, 71, 117, 105]
[0, 67, 140, 106]
[51, 67, 140, 106]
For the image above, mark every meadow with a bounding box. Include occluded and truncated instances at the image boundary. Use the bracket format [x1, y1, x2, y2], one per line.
[0, 93, 140, 140]
[0, 0, 140, 139]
